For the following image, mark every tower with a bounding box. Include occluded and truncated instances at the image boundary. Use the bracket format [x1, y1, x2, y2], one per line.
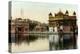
[20, 8, 24, 18]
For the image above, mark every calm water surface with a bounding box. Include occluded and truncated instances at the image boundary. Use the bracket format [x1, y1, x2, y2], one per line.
[12, 38, 49, 53]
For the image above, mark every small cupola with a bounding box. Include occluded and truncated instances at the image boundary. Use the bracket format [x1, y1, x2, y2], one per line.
[65, 10, 69, 15]
[49, 12, 52, 16]
[73, 11, 76, 16]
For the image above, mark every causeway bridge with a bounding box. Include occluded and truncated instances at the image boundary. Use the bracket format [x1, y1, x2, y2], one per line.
[16, 31, 74, 37]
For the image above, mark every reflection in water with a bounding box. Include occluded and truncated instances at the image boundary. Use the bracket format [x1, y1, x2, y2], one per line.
[10, 33, 77, 52]
[12, 38, 49, 53]
[14, 35, 48, 45]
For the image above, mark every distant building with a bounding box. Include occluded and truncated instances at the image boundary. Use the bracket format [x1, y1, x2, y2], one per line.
[11, 18, 29, 42]
[34, 22, 48, 32]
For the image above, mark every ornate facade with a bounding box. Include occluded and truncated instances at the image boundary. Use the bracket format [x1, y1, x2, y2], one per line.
[49, 10, 77, 32]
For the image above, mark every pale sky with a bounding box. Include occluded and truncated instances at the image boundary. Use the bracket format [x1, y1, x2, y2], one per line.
[12, 1, 77, 23]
